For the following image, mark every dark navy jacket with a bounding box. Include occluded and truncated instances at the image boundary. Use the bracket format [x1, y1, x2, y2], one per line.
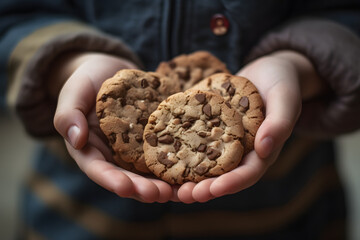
[1, 1, 360, 239]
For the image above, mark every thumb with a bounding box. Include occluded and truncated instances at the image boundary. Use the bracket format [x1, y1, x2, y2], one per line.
[53, 54, 138, 149]
[54, 69, 95, 149]
[255, 80, 302, 159]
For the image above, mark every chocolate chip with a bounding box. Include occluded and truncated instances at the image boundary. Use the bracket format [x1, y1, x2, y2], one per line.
[194, 163, 208, 175]
[122, 133, 130, 143]
[120, 98, 127, 107]
[221, 82, 231, 91]
[195, 93, 206, 104]
[206, 78, 212, 87]
[209, 118, 221, 127]
[182, 121, 192, 129]
[158, 151, 175, 167]
[202, 103, 212, 117]
[135, 134, 143, 143]
[100, 94, 108, 102]
[158, 134, 174, 144]
[138, 118, 148, 127]
[197, 144, 207, 152]
[183, 167, 190, 177]
[178, 67, 190, 80]
[221, 81, 235, 96]
[168, 61, 176, 69]
[109, 132, 116, 144]
[225, 101, 232, 108]
[198, 132, 207, 138]
[174, 140, 181, 152]
[158, 151, 166, 159]
[206, 147, 221, 160]
[152, 77, 160, 89]
[228, 86, 236, 96]
[141, 79, 149, 88]
[145, 133, 158, 147]
[239, 96, 249, 111]
[188, 117, 198, 123]
[100, 110, 106, 118]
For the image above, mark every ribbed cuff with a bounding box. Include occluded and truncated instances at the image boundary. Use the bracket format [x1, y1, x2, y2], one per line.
[246, 18, 360, 137]
[8, 21, 142, 137]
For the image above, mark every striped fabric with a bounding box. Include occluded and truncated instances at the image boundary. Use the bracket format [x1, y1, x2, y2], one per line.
[18, 136, 347, 240]
[7, 21, 99, 108]
[2, 2, 354, 239]
[6, 20, 140, 137]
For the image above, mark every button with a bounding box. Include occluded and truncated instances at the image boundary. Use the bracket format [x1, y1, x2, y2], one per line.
[211, 14, 229, 36]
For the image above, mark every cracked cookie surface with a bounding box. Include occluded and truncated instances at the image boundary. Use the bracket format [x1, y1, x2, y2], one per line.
[143, 90, 244, 184]
[156, 51, 230, 91]
[96, 69, 181, 173]
[191, 73, 265, 154]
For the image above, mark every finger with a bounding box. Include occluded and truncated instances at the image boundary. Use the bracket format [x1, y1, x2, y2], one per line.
[177, 182, 197, 204]
[126, 173, 173, 203]
[150, 179, 174, 203]
[127, 174, 160, 203]
[192, 178, 216, 203]
[255, 81, 301, 158]
[67, 140, 167, 203]
[54, 70, 96, 149]
[54, 55, 138, 149]
[66, 141, 135, 197]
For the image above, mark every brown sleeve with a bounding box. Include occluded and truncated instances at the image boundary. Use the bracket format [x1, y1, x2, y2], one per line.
[7, 21, 142, 137]
[246, 18, 360, 138]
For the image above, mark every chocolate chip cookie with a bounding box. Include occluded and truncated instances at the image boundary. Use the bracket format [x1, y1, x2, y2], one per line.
[191, 73, 265, 154]
[96, 69, 182, 173]
[156, 51, 230, 91]
[143, 90, 244, 184]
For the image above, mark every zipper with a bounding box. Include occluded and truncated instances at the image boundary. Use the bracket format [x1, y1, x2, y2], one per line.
[170, 0, 184, 57]
[161, 0, 183, 60]
[160, 0, 171, 60]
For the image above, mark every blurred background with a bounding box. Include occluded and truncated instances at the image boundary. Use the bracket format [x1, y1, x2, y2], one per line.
[1, 111, 360, 239]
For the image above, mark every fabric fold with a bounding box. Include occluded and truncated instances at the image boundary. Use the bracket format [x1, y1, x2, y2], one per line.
[246, 18, 360, 137]
[7, 21, 141, 137]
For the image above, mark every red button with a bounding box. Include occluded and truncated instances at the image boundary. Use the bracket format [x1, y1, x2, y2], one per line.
[211, 14, 229, 36]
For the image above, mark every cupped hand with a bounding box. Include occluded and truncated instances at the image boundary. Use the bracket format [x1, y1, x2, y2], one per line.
[53, 53, 176, 203]
[176, 51, 317, 203]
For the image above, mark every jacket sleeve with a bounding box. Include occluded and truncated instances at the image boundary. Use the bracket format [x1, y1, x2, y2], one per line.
[0, 1, 142, 137]
[246, 16, 360, 138]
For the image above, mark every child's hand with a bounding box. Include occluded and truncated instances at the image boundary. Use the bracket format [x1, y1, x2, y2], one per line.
[176, 51, 321, 203]
[53, 53, 176, 203]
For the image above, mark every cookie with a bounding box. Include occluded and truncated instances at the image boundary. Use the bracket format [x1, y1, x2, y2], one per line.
[191, 73, 265, 154]
[96, 69, 182, 173]
[143, 90, 244, 184]
[156, 51, 230, 91]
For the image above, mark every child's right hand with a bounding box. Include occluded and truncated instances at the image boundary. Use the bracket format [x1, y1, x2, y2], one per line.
[53, 53, 176, 203]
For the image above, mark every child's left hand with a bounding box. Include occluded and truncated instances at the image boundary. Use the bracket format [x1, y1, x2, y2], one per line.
[176, 51, 322, 203]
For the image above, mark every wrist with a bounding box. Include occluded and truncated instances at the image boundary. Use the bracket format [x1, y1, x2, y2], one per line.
[46, 52, 137, 99]
[45, 51, 88, 99]
[270, 50, 325, 101]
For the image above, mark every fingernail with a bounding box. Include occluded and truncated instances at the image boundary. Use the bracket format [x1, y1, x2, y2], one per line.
[67, 125, 80, 148]
[260, 136, 274, 158]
